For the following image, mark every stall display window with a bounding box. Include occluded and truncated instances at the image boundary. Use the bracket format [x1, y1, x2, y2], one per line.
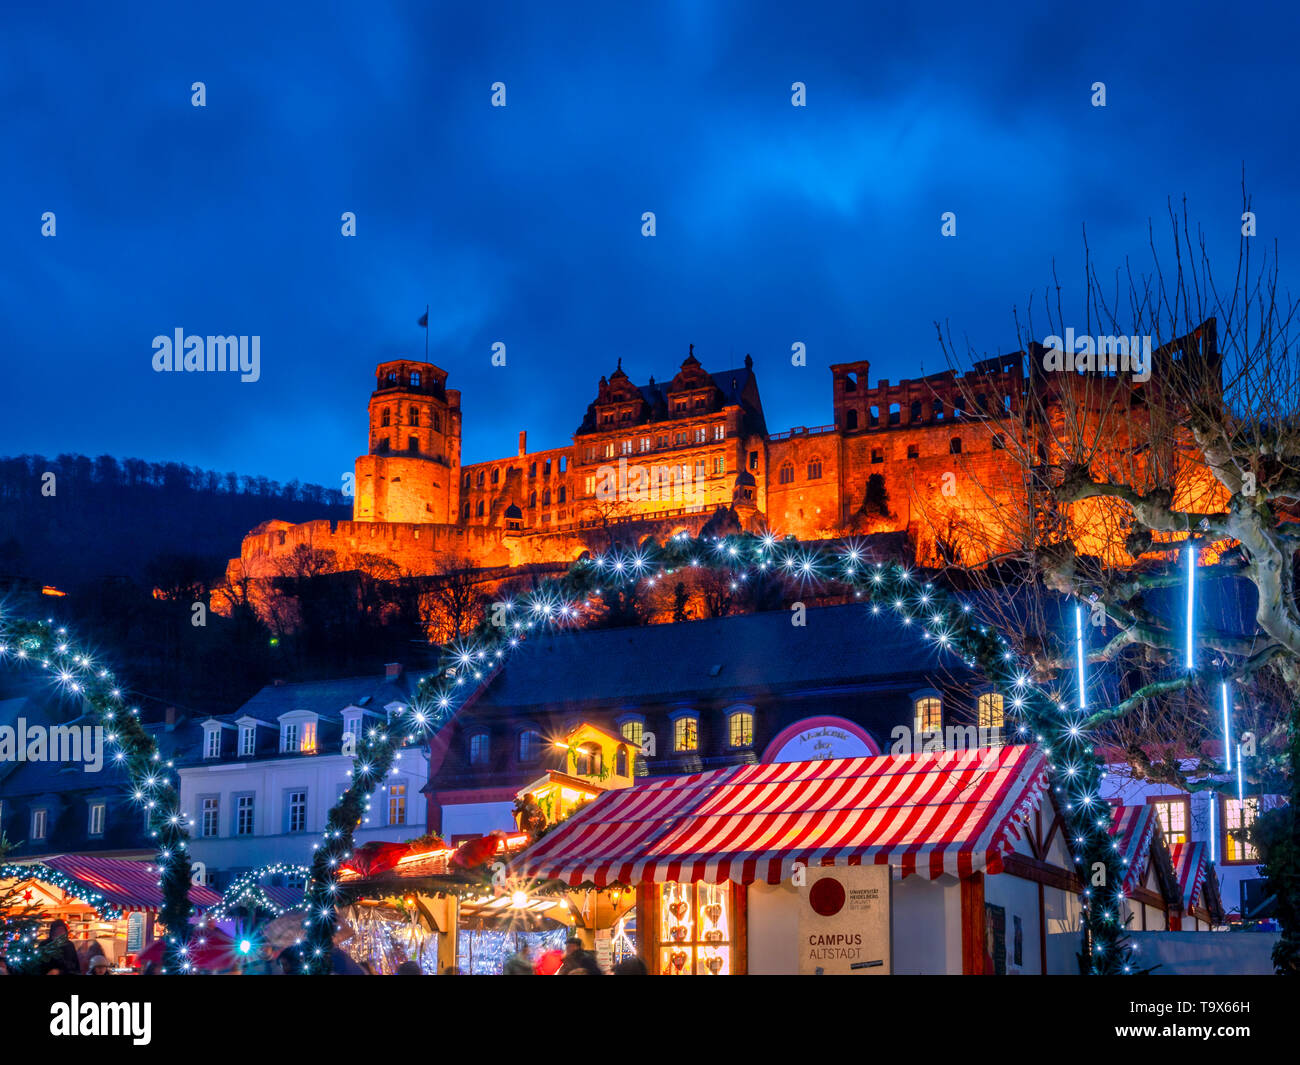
[658, 881, 732, 975]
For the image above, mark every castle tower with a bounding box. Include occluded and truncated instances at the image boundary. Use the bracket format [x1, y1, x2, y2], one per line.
[353, 359, 462, 523]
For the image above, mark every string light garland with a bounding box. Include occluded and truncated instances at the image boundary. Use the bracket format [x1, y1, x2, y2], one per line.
[0, 615, 198, 973]
[209, 864, 311, 922]
[297, 531, 1137, 974]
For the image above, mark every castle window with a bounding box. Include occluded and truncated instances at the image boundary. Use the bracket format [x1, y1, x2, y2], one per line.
[376, 437, 390, 453]
[910, 400, 922, 423]
[558, 486, 566, 503]
[845, 409, 859, 430]
[602, 413, 614, 425]
[694, 427, 706, 444]
[476, 501, 485, 517]
[544, 459, 552, 476]
[714, 457, 724, 475]
[640, 436, 652, 453]
[976, 393, 989, 413]
[476, 471, 485, 487]
[621, 440, 633, 455]
[584, 447, 596, 463]
[778, 462, 794, 485]
[675, 400, 688, 412]
[888, 403, 901, 425]
[658, 435, 670, 448]
[462, 503, 471, 519]
[584, 475, 596, 495]
[386, 371, 397, 385]
[695, 460, 706, 480]
[871, 449, 883, 464]
[491, 468, 500, 484]
[907, 444, 919, 460]
[870, 405, 879, 427]
[807, 458, 822, 480]
[694, 397, 706, 409]
[410, 371, 421, 387]
[843, 372, 857, 393]
[714, 424, 724, 441]
[603, 442, 615, 459]
[949, 437, 962, 454]
[463, 473, 471, 489]
[675, 432, 687, 445]
[559, 456, 567, 472]
[409, 407, 419, 426]
[542, 488, 551, 505]
[381, 408, 391, 427]
[408, 436, 418, 453]
[434, 413, 442, 431]
[528, 491, 537, 508]
[749, 451, 758, 470]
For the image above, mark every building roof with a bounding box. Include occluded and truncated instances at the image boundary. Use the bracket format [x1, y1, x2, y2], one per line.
[510, 743, 1049, 886]
[1108, 804, 1160, 894]
[227, 672, 412, 723]
[475, 602, 970, 712]
[1168, 842, 1209, 912]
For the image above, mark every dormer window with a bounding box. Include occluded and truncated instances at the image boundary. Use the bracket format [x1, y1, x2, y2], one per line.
[281, 723, 299, 752]
[280, 716, 318, 754]
[301, 720, 317, 753]
[204, 728, 221, 759]
[239, 725, 255, 756]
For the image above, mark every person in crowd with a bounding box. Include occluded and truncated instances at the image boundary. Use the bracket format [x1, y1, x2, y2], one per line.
[41, 920, 81, 975]
[87, 955, 112, 975]
[566, 951, 603, 975]
[611, 956, 648, 975]
[395, 960, 422, 975]
[554, 937, 584, 975]
[503, 943, 534, 974]
[441, 966, 461, 975]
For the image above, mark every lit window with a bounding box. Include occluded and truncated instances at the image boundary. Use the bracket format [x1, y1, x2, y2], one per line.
[239, 726, 255, 756]
[235, 795, 255, 836]
[1223, 798, 1260, 862]
[621, 440, 633, 455]
[584, 475, 596, 495]
[201, 797, 219, 838]
[914, 696, 942, 734]
[977, 693, 1004, 730]
[205, 729, 221, 759]
[713, 425, 724, 440]
[674, 717, 698, 752]
[640, 437, 652, 453]
[300, 721, 316, 753]
[469, 733, 489, 766]
[729, 712, 754, 748]
[1151, 798, 1189, 846]
[288, 789, 307, 833]
[714, 457, 724, 475]
[694, 428, 706, 444]
[621, 719, 644, 748]
[388, 784, 407, 826]
[603, 442, 615, 459]
[88, 802, 106, 836]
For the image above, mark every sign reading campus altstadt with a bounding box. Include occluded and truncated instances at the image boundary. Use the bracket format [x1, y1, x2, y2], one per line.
[797, 865, 891, 975]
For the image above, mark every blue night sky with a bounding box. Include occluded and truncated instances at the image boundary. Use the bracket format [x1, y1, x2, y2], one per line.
[3, 1, 1297, 490]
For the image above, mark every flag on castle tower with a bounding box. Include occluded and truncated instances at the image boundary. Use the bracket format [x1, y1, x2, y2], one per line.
[417, 310, 428, 327]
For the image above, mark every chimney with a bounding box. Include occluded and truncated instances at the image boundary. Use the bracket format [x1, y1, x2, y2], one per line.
[518, 430, 527, 456]
[385, 662, 403, 680]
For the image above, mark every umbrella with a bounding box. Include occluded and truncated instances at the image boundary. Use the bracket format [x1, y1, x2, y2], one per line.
[535, 949, 564, 975]
[137, 926, 238, 972]
[262, 912, 308, 951]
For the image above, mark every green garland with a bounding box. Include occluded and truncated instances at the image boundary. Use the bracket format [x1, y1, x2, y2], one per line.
[303, 532, 1135, 974]
[0, 617, 196, 972]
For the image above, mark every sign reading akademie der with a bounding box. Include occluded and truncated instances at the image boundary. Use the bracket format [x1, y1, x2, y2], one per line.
[797, 865, 891, 975]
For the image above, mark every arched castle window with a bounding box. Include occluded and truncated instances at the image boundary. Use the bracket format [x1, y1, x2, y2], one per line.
[949, 437, 962, 455]
[410, 371, 421, 387]
[491, 468, 500, 484]
[381, 408, 391, 427]
[778, 462, 794, 485]
[433, 412, 442, 431]
[463, 473, 471, 489]
[476, 500, 484, 517]
[528, 491, 537, 508]
[909, 400, 922, 423]
[409, 407, 419, 426]
[462, 503, 471, 519]
[476, 471, 485, 488]
[558, 486, 566, 503]
[542, 488, 550, 505]
[933, 398, 944, 420]
[845, 409, 859, 430]
[807, 457, 822, 480]
[870, 405, 880, 427]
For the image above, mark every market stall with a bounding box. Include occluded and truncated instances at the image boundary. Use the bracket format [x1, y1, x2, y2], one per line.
[0, 854, 221, 971]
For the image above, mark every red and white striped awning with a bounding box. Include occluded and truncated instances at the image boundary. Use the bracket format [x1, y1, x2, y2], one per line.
[1168, 842, 1208, 911]
[510, 744, 1049, 886]
[37, 855, 221, 913]
[1107, 806, 1158, 894]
